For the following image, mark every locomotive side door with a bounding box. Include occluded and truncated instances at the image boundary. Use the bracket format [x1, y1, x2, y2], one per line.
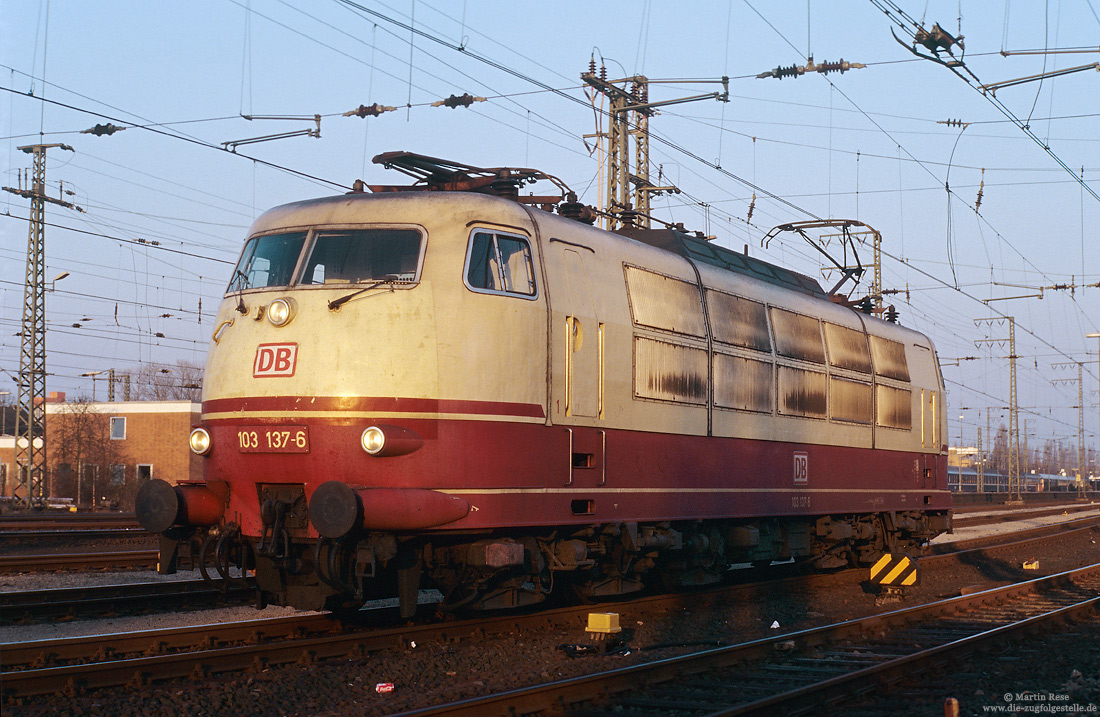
[553, 245, 603, 419]
[545, 241, 606, 486]
[922, 389, 938, 488]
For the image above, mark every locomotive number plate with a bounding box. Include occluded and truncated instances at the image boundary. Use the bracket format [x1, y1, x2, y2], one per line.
[237, 425, 309, 453]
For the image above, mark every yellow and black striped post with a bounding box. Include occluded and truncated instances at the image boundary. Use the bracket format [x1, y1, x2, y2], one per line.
[869, 553, 920, 587]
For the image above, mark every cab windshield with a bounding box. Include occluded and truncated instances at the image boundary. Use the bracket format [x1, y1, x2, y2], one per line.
[229, 232, 307, 292]
[299, 229, 422, 285]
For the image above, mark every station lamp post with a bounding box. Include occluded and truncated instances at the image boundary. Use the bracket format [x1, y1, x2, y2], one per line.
[48, 271, 69, 291]
[80, 371, 106, 401]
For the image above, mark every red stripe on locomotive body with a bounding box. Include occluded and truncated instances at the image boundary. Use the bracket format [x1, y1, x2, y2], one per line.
[204, 412, 948, 537]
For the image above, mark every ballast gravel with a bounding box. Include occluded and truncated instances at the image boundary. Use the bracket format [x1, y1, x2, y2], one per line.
[4, 506, 1100, 716]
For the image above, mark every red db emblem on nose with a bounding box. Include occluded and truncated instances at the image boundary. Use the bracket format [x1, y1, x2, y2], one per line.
[253, 343, 298, 377]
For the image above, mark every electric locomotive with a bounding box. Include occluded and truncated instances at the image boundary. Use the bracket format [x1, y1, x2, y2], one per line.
[137, 152, 951, 617]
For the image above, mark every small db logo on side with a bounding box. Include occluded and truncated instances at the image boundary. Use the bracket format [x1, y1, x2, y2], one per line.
[254, 343, 298, 378]
[793, 452, 808, 484]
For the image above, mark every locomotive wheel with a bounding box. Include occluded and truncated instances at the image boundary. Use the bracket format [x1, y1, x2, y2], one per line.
[198, 532, 219, 586]
[213, 525, 254, 590]
[570, 582, 596, 604]
[438, 583, 481, 612]
[570, 574, 645, 602]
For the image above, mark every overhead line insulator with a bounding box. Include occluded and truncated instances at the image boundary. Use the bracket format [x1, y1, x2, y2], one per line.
[757, 57, 865, 80]
[757, 63, 804, 80]
[431, 93, 487, 109]
[81, 123, 126, 136]
[343, 103, 397, 118]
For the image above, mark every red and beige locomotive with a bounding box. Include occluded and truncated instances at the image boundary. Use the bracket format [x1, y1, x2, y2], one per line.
[137, 152, 950, 617]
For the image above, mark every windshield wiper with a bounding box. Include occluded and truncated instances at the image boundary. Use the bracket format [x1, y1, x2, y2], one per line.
[328, 275, 403, 311]
[232, 270, 251, 314]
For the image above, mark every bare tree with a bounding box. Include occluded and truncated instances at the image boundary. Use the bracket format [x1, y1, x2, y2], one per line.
[989, 424, 1008, 477]
[0, 391, 14, 436]
[48, 399, 123, 508]
[127, 359, 203, 402]
[174, 359, 204, 402]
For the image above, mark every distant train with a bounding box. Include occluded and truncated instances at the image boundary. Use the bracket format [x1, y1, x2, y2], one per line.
[949, 466, 1095, 493]
[136, 152, 951, 617]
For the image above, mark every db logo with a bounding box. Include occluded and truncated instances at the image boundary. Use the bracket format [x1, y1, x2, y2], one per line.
[793, 452, 808, 484]
[253, 343, 298, 378]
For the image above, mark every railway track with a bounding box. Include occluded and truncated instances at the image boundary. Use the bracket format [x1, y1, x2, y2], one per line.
[0, 527, 151, 541]
[0, 596, 615, 701]
[0, 512, 151, 543]
[399, 564, 1100, 716]
[0, 550, 158, 573]
[5, 514, 1095, 627]
[951, 502, 1098, 528]
[4, 513, 1099, 711]
[4, 516, 1100, 706]
[0, 579, 254, 626]
[0, 506, 1088, 575]
[0, 513, 141, 532]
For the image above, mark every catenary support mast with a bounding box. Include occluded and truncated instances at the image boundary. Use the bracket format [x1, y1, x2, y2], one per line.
[3, 143, 76, 506]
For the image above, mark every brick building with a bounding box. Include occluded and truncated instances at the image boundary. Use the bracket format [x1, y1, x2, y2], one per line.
[0, 395, 201, 509]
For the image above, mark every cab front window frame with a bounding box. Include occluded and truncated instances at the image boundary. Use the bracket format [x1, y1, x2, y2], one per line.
[228, 231, 308, 294]
[298, 226, 425, 287]
[225, 224, 427, 296]
[462, 229, 539, 300]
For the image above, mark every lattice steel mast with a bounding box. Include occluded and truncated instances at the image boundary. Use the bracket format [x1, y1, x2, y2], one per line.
[975, 317, 1021, 501]
[1052, 361, 1087, 498]
[2, 143, 75, 507]
[582, 63, 727, 231]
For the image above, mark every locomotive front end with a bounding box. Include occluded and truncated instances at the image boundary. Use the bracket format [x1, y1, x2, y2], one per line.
[137, 193, 469, 612]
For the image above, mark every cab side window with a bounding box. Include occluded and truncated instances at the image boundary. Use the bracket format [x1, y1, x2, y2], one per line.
[464, 231, 537, 298]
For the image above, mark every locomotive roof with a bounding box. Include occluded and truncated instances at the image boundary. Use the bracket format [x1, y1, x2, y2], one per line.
[617, 227, 827, 299]
[251, 191, 828, 301]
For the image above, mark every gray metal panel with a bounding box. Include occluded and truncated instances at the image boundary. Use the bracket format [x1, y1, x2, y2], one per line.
[777, 366, 827, 418]
[824, 322, 871, 374]
[876, 384, 913, 429]
[714, 353, 773, 413]
[707, 290, 771, 352]
[634, 336, 708, 405]
[771, 308, 825, 364]
[870, 335, 910, 381]
[625, 265, 706, 338]
[830, 377, 873, 424]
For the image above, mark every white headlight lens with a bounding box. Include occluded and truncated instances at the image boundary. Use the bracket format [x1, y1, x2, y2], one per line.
[267, 298, 294, 326]
[189, 427, 212, 455]
[361, 426, 386, 455]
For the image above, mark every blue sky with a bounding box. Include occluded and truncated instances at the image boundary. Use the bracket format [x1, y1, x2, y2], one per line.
[2, 1, 1100, 461]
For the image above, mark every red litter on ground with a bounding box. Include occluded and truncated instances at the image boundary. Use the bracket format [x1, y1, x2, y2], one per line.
[375, 683, 395, 694]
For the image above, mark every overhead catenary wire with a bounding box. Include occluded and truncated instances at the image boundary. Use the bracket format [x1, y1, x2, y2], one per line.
[3, 3, 1095, 442]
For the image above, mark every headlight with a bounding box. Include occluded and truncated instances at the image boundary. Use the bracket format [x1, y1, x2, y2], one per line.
[267, 297, 295, 327]
[189, 427, 212, 455]
[361, 426, 386, 455]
